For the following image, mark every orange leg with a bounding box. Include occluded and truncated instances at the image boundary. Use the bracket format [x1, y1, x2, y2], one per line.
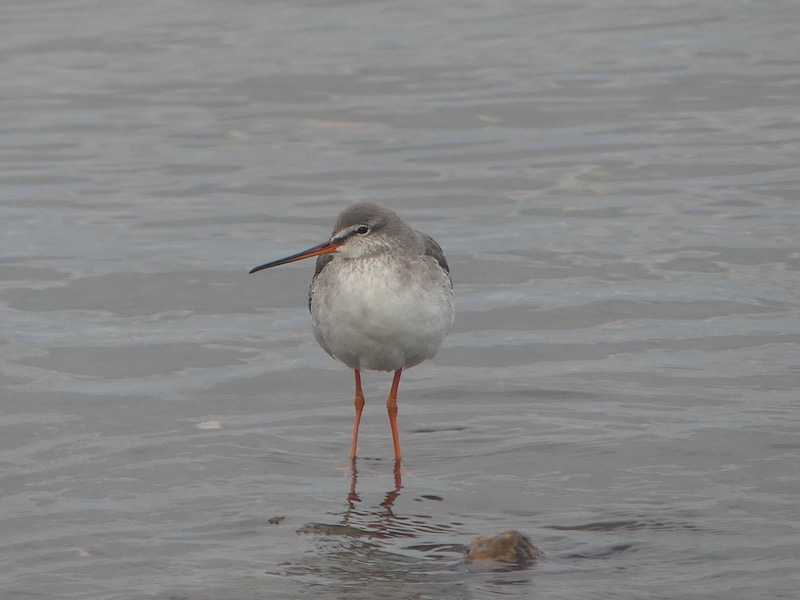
[349, 370, 365, 461]
[387, 369, 403, 462]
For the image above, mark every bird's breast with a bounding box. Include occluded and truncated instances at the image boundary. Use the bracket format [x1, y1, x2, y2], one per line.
[309, 256, 453, 372]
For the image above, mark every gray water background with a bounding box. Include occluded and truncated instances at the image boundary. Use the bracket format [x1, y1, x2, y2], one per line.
[1, 1, 799, 598]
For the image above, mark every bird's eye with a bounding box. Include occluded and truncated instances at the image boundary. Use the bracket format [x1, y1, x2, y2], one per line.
[356, 225, 369, 235]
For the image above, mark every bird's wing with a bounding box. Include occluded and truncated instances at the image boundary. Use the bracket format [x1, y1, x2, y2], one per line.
[420, 232, 450, 276]
[313, 253, 335, 279]
[309, 253, 336, 312]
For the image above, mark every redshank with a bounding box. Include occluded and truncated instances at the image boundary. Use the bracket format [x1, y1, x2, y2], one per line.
[249, 202, 454, 462]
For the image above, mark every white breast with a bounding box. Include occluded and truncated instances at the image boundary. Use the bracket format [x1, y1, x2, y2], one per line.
[309, 255, 454, 372]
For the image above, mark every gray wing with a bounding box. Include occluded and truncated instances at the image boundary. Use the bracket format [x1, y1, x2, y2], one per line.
[313, 253, 335, 278]
[308, 253, 335, 312]
[420, 231, 450, 276]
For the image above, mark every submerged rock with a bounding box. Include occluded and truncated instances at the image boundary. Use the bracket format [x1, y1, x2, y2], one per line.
[466, 530, 539, 566]
[296, 522, 374, 537]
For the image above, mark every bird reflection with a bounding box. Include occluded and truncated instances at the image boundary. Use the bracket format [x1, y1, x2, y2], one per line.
[289, 462, 536, 596]
[297, 459, 460, 552]
[345, 458, 403, 520]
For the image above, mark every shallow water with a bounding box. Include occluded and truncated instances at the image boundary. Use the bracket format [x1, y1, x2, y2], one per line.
[2, 1, 799, 598]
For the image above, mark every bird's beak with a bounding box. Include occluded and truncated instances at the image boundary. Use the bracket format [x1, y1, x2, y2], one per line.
[249, 241, 340, 274]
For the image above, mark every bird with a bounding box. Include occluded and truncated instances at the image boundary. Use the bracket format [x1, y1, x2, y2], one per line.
[249, 202, 454, 463]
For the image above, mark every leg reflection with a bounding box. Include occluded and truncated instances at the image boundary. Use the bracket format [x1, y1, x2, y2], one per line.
[343, 458, 403, 515]
[393, 458, 403, 492]
[347, 459, 360, 508]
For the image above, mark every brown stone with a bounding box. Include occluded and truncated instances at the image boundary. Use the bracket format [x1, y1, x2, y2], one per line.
[466, 530, 539, 566]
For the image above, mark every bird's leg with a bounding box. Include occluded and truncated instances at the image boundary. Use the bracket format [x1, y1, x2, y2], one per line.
[349, 369, 365, 462]
[387, 369, 403, 462]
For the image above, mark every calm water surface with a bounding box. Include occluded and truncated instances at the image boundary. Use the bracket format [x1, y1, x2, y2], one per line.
[1, 1, 799, 599]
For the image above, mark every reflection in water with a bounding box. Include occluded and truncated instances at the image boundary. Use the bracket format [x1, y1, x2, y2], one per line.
[287, 459, 520, 598]
[336, 459, 418, 542]
[345, 459, 403, 518]
[283, 460, 542, 597]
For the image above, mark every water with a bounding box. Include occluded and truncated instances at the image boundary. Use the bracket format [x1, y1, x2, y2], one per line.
[1, 1, 799, 598]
